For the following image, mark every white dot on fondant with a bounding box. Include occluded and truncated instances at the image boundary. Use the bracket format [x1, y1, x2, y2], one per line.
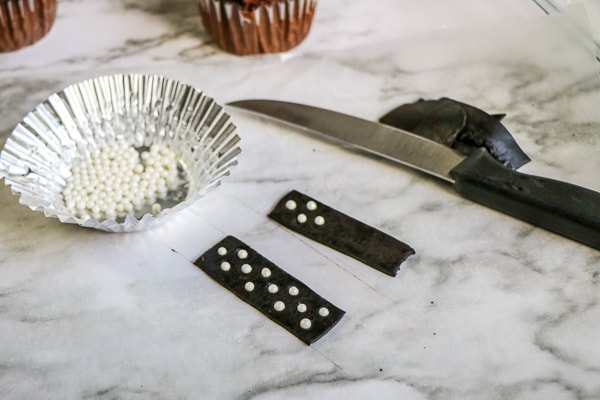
[274, 301, 285, 311]
[285, 200, 297, 210]
[319, 307, 330, 317]
[288, 286, 299, 296]
[261, 268, 272, 278]
[244, 282, 255, 292]
[268, 284, 279, 294]
[297, 303, 307, 313]
[241, 264, 252, 274]
[220, 261, 231, 271]
[217, 247, 227, 256]
[306, 200, 317, 210]
[237, 249, 249, 259]
[297, 214, 307, 224]
[300, 318, 312, 330]
[314, 216, 325, 226]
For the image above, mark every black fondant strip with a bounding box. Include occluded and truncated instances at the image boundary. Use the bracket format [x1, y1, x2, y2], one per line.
[269, 190, 415, 277]
[194, 236, 345, 345]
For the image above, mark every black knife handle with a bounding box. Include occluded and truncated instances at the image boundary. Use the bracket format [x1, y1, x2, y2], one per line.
[450, 148, 600, 250]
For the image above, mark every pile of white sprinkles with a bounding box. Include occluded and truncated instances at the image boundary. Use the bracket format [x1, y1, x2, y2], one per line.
[62, 142, 181, 220]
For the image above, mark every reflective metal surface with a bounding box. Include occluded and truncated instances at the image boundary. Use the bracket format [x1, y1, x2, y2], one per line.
[0, 74, 241, 232]
[228, 99, 465, 183]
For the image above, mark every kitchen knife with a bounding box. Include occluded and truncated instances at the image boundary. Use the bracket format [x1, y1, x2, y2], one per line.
[228, 99, 600, 251]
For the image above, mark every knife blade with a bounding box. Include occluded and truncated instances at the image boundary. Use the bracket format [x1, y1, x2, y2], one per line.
[227, 99, 600, 251]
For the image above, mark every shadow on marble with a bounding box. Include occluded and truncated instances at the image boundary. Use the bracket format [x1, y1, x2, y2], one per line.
[122, 0, 211, 44]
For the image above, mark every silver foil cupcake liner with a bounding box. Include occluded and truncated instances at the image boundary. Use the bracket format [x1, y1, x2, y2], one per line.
[0, 74, 241, 232]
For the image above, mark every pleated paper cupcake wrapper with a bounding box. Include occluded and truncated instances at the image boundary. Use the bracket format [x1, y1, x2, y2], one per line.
[0, 0, 57, 52]
[197, 0, 317, 55]
[0, 74, 241, 232]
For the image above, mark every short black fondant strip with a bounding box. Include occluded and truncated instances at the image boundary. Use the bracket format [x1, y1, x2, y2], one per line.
[269, 190, 415, 277]
[194, 236, 345, 345]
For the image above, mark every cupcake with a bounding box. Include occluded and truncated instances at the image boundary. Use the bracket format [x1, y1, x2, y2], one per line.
[197, 0, 317, 55]
[0, 0, 57, 52]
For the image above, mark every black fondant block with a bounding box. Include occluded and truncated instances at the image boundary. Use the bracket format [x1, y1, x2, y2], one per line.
[379, 97, 531, 170]
[194, 235, 345, 345]
[269, 190, 415, 277]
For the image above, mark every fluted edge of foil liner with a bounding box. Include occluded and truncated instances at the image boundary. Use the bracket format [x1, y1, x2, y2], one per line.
[0, 74, 241, 232]
[197, 0, 317, 55]
[0, 0, 57, 52]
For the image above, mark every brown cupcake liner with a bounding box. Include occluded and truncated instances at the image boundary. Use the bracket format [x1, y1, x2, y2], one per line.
[0, 0, 57, 52]
[197, 0, 317, 55]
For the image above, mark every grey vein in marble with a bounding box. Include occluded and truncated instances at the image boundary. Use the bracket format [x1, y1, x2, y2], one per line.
[2, 1, 600, 399]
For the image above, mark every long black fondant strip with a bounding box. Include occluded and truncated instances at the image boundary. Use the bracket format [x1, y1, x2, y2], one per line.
[194, 236, 345, 345]
[269, 190, 415, 277]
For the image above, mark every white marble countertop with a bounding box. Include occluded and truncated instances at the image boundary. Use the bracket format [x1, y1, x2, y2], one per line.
[2, 1, 600, 399]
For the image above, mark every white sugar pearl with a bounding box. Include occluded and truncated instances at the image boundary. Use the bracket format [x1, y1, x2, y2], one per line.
[241, 264, 252, 274]
[121, 188, 132, 200]
[297, 214, 307, 224]
[220, 262, 231, 272]
[237, 249, 249, 259]
[300, 318, 312, 330]
[244, 282, 255, 292]
[319, 307, 330, 317]
[297, 303, 307, 313]
[314, 216, 325, 226]
[285, 200, 297, 210]
[288, 286, 299, 296]
[273, 301, 285, 312]
[167, 180, 179, 191]
[217, 247, 228, 256]
[268, 284, 279, 294]
[261, 268, 272, 278]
